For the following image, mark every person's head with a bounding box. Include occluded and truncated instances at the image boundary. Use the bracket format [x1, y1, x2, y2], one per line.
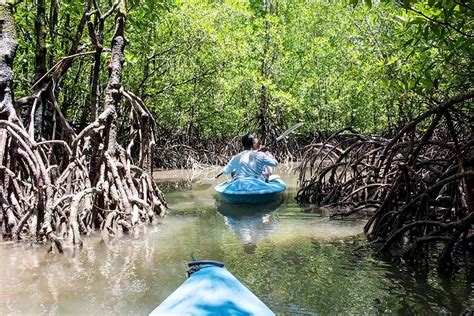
[241, 133, 255, 150]
[252, 137, 262, 150]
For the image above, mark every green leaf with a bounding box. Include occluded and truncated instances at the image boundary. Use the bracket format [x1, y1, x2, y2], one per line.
[402, 38, 413, 47]
[350, 0, 359, 8]
[408, 17, 426, 25]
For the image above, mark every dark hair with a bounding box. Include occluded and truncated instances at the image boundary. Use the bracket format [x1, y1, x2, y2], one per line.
[241, 133, 255, 149]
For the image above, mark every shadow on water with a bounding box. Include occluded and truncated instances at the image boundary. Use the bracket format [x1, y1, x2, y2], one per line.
[215, 194, 285, 252]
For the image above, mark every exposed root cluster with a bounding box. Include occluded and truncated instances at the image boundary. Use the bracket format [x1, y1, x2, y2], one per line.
[0, 3, 166, 252]
[154, 135, 240, 169]
[297, 92, 474, 273]
[154, 133, 305, 170]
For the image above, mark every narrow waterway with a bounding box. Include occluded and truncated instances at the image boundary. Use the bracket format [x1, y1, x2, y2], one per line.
[0, 167, 472, 315]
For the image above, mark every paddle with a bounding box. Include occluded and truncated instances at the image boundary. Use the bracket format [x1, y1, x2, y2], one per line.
[265, 122, 304, 149]
[194, 122, 304, 189]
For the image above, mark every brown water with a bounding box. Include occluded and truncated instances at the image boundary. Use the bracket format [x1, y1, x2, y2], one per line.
[0, 166, 472, 315]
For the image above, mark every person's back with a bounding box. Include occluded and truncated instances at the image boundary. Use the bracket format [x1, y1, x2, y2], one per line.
[253, 137, 273, 181]
[221, 134, 278, 179]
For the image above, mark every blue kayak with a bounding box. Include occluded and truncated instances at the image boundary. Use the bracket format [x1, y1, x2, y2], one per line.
[150, 260, 275, 316]
[215, 175, 287, 204]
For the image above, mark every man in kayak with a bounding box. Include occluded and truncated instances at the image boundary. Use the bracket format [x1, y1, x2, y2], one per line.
[220, 133, 278, 180]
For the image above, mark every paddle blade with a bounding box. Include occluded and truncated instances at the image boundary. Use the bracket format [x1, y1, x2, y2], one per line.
[276, 122, 304, 142]
[192, 177, 217, 190]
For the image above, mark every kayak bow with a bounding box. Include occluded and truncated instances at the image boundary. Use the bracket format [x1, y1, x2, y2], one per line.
[150, 260, 275, 316]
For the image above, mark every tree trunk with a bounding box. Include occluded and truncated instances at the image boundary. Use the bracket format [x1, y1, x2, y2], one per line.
[0, 1, 19, 165]
[48, 0, 58, 66]
[34, 0, 47, 84]
[258, 0, 271, 141]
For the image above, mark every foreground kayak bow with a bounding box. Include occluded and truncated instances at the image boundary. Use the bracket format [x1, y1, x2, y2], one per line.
[150, 260, 275, 316]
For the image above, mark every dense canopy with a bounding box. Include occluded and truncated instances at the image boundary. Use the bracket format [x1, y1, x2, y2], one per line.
[11, 0, 472, 141]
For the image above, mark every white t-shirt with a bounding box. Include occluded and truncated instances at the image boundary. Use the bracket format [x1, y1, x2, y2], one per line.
[221, 150, 278, 179]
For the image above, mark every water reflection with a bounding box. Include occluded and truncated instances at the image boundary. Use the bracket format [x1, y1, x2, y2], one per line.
[216, 195, 285, 251]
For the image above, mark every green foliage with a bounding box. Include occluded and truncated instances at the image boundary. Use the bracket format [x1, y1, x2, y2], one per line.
[10, 0, 473, 138]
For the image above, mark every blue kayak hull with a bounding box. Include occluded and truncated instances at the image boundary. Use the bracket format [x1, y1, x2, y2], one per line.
[218, 192, 283, 204]
[150, 261, 274, 316]
[215, 176, 287, 205]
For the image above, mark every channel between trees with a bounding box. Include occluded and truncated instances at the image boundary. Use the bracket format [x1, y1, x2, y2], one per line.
[0, 0, 472, 275]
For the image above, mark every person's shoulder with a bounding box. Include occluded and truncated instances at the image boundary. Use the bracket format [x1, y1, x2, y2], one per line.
[233, 150, 248, 158]
[256, 150, 273, 158]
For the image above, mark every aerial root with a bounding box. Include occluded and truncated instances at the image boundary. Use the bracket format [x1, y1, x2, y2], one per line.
[296, 91, 474, 273]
